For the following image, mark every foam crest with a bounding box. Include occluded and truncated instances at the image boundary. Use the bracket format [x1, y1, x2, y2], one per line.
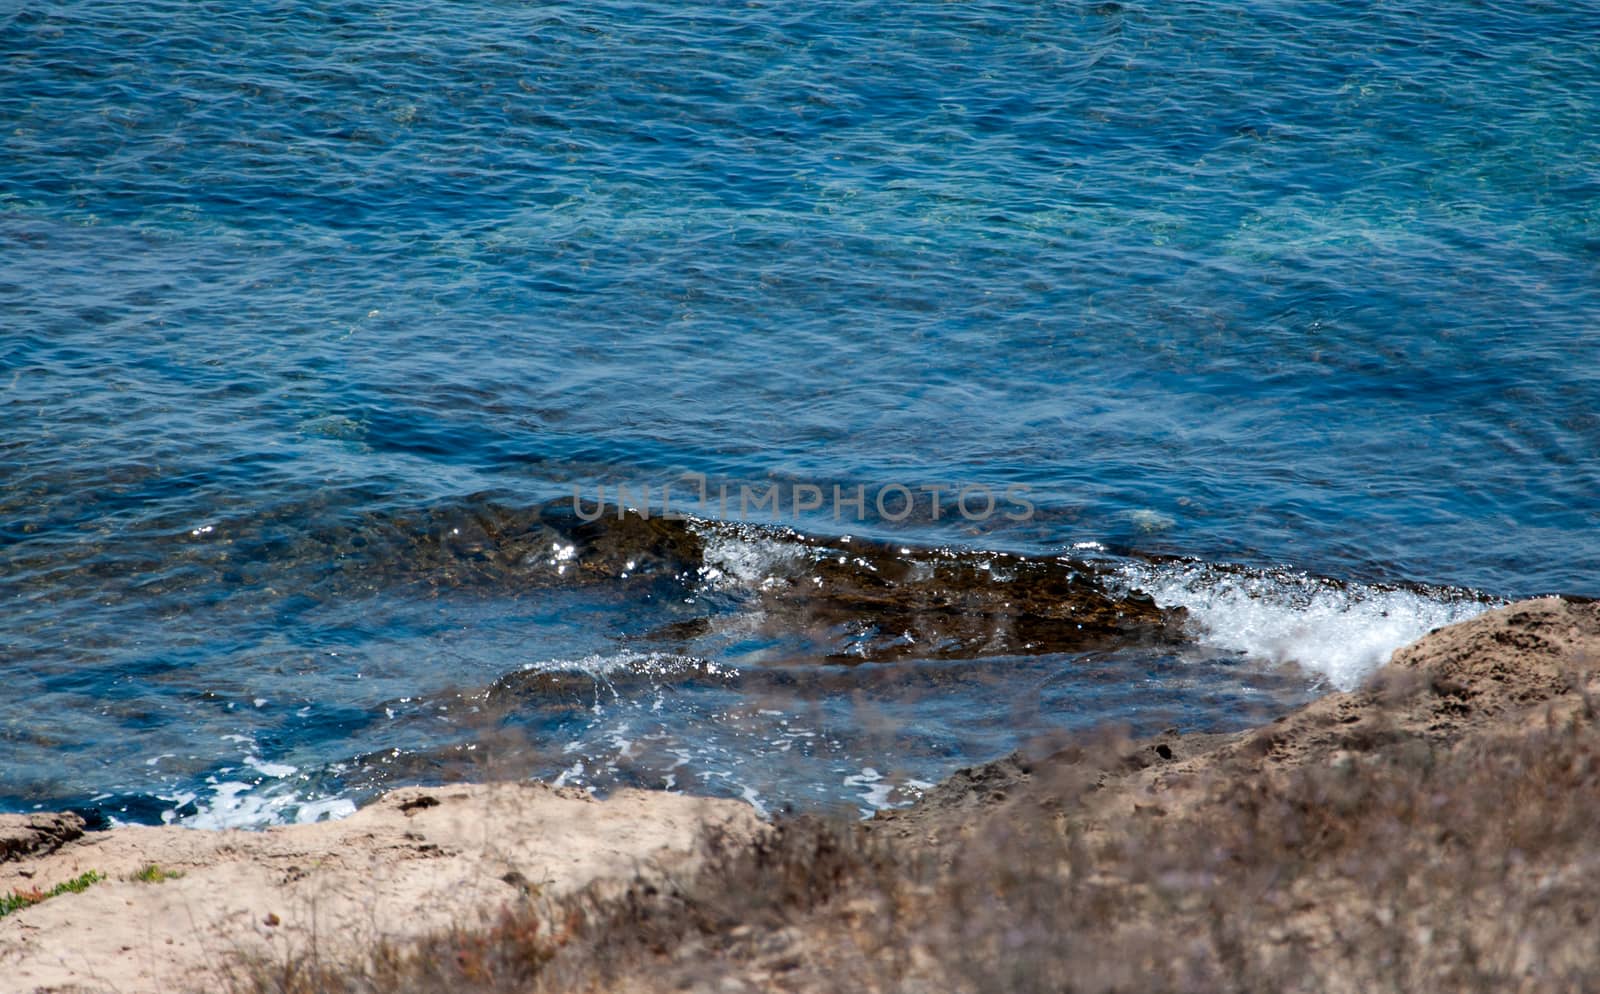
[694, 525, 808, 591]
[163, 781, 357, 830]
[517, 650, 731, 681]
[1118, 562, 1495, 690]
[155, 736, 358, 830]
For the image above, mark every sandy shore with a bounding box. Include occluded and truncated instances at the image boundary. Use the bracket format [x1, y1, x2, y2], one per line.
[5, 596, 1597, 993]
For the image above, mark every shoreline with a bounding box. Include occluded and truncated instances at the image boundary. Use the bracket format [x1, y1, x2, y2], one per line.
[4, 595, 1598, 993]
[871, 593, 1599, 843]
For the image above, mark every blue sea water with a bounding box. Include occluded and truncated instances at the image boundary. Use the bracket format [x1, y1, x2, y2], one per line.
[2, 0, 1596, 826]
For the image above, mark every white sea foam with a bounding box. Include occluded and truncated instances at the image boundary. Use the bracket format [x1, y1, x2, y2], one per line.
[152, 740, 358, 830]
[175, 781, 277, 830]
[294, 797, 358, 823]
[518, 650, 731, 683]
[843, 766, 894, 814]
[739, 784, 770, 819]
[163, 780, 359, 830]
[694, 525, 807, 590]
[245, 756, 297, 778]
[1117, 561, 1496, 690]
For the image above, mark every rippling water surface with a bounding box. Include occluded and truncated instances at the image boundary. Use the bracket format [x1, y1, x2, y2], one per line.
[3, 0, 1596, 825]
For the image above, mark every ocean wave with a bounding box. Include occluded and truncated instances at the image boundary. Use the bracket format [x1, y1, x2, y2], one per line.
[1114, 560, 1496, 690]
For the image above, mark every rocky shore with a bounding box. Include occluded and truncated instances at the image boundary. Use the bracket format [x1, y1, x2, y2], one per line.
[4, 596, 1598, 993]
[873, 593, 1600, 847]
[1, 785, 762, 993]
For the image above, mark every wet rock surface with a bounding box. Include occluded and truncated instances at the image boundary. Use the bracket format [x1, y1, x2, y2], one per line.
[744, 540, 1185, 661]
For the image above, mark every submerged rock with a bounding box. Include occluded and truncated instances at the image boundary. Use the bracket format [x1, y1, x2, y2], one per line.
[746, 540, 1186, 661]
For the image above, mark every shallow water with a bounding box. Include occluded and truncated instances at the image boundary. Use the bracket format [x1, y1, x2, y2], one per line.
[2, 0, 1595, 825]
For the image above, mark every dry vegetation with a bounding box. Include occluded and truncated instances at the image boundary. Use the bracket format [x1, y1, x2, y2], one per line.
[226, 718, 1600, 994]
[225, 598, 1600, 994]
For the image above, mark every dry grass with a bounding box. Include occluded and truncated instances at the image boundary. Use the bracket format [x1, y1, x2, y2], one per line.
[923, 715, 1600, 994]
[226, 697, 1600, 994]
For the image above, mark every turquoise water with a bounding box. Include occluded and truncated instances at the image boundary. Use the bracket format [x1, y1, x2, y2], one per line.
[2, 0, 1596, 825]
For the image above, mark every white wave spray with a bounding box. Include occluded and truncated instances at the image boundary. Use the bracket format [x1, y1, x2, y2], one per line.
[1117, 561, 1496, 690]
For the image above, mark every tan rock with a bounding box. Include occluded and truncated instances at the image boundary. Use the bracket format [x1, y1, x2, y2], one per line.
[0, 813, 85, 865]
[0, 783, 760, 994]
